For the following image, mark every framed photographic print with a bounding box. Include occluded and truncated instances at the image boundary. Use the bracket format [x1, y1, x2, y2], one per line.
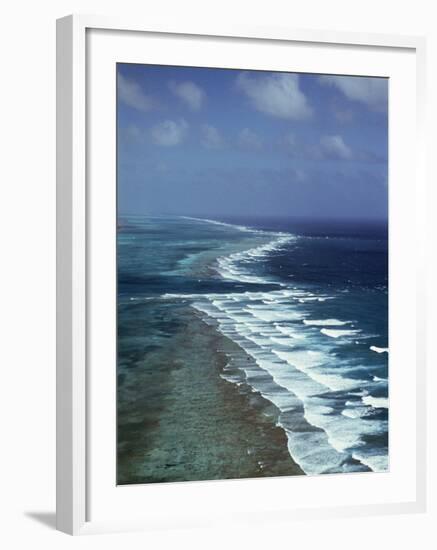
[56, 15, 427, 535]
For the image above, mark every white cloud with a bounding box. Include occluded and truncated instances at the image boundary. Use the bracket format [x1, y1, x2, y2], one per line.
[236, 72, 312, 120]
[281, 132, 354, 161]
[238, 128, 262, 150]
[320, 135, 352, 160]
[169, 81, 206, 111]
[150, 119, 188, 146]
[201, 124, 223, 149]
[319, 75, 387, 111]
[118, 74, 154, 112]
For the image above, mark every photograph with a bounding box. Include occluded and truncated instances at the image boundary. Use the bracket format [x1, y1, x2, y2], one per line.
[116, 63, 389, 485]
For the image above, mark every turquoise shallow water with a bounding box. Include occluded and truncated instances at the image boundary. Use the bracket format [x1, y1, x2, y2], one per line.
[117, 215, 388, 480]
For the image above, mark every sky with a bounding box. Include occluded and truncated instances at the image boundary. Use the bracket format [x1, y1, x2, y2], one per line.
[117, 63, 388, 221]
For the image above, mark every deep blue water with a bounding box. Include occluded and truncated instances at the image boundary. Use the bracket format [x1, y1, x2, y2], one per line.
[118, 215, 388, 475]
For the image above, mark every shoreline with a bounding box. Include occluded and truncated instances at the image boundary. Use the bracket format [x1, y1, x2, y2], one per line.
[117, 302, 303, 484]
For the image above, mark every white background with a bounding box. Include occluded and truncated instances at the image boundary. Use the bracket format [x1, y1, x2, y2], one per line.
[0, 0, 435, 548]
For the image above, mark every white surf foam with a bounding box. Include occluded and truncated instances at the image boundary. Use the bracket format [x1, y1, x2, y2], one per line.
[248, 308, 304, 323]
[274, 324, 305, 339]
[285, 431, 352, 475]
[273, 349, 363, 392]
[362, 395, 389, 409]
[215, 234, 295, 286]
[180, 216, 264, 234]
[270, 336, 294, 346]
[352, 452, 388, 473]
[303, 319, 350, 327]
[320, 328, 361, 338]
[342, 408, 366, 419]
[370, 346, 389, 354]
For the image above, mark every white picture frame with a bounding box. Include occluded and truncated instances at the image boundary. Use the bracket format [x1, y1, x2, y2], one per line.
[56, 14, 427, 535]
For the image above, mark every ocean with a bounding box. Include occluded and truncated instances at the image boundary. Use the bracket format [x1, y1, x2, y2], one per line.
[117, 215, 388, 483]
